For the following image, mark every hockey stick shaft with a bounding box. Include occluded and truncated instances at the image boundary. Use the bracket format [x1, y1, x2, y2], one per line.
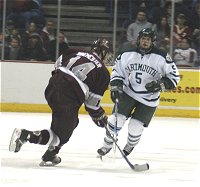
[105, 125, 149, 171]
[113, 99, 119, 154]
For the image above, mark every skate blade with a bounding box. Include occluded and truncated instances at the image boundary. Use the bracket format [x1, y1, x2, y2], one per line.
[39, 160, 60, 167]
[9, 128, 21, 152]
[96, 155, 103, 161]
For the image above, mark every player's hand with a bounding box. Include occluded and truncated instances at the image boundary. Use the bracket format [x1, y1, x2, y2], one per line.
[145, 79, 165, 92]
[110, 85, 123, 103]
[88, 107, 108, 128]
[92, 113, 108, 128]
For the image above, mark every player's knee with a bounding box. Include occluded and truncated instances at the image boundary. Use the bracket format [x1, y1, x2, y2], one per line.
[107, 113, 126, 134]
[46, 129, 60, 146]
[128, 118, 144, 135]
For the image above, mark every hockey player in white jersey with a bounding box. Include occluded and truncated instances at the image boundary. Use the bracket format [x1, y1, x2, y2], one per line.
[97, 28, 180, 157]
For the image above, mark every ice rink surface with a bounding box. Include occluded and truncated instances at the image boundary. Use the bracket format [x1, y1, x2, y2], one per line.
[1, 112, 199, 187]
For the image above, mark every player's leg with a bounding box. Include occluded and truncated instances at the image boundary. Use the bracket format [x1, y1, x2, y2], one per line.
[123, 103, 157, 156]
[9, 128, 60, 153]
[9, 78, 60, 154]
[97, 113, 127, 156]
[40, 106, 80, 166]
[123, 119, 144, 156]
[41, 72, 85, 165]
[9, 74, 84, 166]
[39, 144, 62, 166]
[40, 84, 82, 165]
[97, 93, 135, 156]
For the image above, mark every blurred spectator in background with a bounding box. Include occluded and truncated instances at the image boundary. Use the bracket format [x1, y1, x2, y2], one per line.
[191, 2, 200, 62]
[126, 9, 152, 44]
[148, 0, 166, 25]
[191, 30, 200, 65]
[191, 1, 200, 31]
[173, 13, 192, 48]
[20, 21, 39, 48]
[20, 33, 47, 61]
[5, 20, 15, 41]
[47, 32, 69, 62]
[173, 0, 192, 21]
[173, 38, 198, 68]
[7, 0, 45, 31]
[162, 2, 173, 27]
[39, 19, 56, 52]
[154, 15, 170, 52]
[41, 19, 56, 41]
[4, 37, 23, 60]
[160, 1, 192, 27]
[119, 9, 153, 52]
[8, 28, 21, 43]
[130, 0, 154, 21]
[5, 20, 22, 46]
[5, 0, 27, 31]
[0, 31, 9, 58]
[123, 0, 154, 27]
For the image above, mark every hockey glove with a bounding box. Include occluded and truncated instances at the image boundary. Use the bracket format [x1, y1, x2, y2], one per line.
[91, 113, 108, 128]
[110, 80, 123, 103]
[145, 79, 166, 92]
[87, 107, 108, 128]
[145, 77, 175, 93]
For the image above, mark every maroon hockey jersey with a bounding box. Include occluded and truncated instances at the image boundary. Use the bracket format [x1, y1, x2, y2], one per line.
[54, 48, 110, 111]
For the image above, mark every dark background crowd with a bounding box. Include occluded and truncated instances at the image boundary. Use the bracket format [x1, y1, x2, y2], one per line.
[0, 0, 199, 68]
[0, 0, 69, 62]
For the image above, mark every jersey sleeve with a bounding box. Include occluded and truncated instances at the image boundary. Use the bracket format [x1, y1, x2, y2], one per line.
[161, 53, 180, 88]
[84, 65, 110, 111]
[110, 54, 128, 86]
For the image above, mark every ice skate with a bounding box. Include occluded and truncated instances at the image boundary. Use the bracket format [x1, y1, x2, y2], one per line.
[123, 144, 134, 156]
[9, 128, 30, 152]
[97, 147, 112, 156]
[39, 146, 61, 166]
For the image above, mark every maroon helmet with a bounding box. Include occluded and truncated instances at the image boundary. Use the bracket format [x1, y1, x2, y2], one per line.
[91, 38, 113, 65]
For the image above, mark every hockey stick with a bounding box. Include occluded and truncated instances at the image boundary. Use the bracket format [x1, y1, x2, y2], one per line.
[113, 99, 119, 155]
[104, 125, 149, 172]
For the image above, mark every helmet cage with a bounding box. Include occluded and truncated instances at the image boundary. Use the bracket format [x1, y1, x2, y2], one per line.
[91, 38, 113, 64]
[137, 28, 156, 53]
[137, 28, 156, 42]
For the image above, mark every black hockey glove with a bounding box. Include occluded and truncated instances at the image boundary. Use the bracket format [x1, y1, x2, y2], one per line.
[145, 77, 175, 93]
[110, 80, 123, 103]
[87, 107, 108, 128]
[91, 113, 108, 128]
[145, 79, 166, 93]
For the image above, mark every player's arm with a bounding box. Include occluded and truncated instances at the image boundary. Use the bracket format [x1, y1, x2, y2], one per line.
[85, 105, 108, 128]
[84, 68, 110, 128]
[145, 53, 180, 93]
[110, 79, 123, 102]
[84, 93, 107, 128]
[145, 77, 175, 92]
[110, 54, 127, 102]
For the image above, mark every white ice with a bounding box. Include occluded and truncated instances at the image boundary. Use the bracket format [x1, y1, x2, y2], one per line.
[1, 112, 200, 187]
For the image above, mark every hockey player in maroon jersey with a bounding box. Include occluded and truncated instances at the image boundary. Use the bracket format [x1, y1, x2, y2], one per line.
[9, 38, 113, 166]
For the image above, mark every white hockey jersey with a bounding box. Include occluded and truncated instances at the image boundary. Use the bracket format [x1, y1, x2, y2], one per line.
[111, 47, 180, 107]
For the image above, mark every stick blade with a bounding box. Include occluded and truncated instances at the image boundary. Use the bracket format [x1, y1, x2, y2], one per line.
[131, 163, 149, 172]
